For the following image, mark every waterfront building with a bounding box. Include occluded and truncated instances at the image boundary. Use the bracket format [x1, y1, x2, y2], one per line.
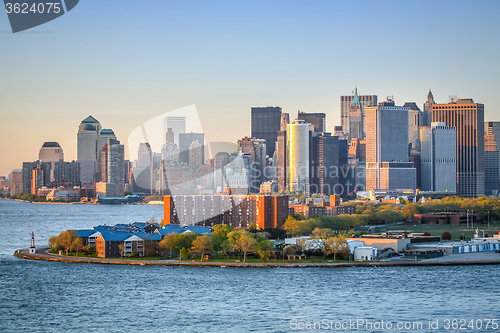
[420, 122, 457, 192]
[340, 88, 377, 137]
[77, 116, 101, 186]
[365, 99, 416, 191]
[297, 111, 326, 133]
[38, 142, 63, 163]
[163, 194, 289, 229]
[251, 106, 282, 157]
[287, 119, 310, 194]
[432, 98, 485, 197]
[289, 195, 355, 219]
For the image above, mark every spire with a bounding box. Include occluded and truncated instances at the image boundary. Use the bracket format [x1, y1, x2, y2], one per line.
[427, 89, 434, 103]
[351, 86, 361, 106]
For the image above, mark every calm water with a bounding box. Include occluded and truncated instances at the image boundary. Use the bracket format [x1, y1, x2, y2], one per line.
[0, 199, 499, 332]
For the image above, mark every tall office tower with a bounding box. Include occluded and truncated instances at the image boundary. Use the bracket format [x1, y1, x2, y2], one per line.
[224, 152, 256, 194]
[98, 129, 117, 155]
[349, 91, 363, 140]
[164, 116, 186, 145]
[485, 126, 499, 195]
[251, 106, 282, 157]
[420, 122, 457, 192]
[77, 116, 101, 186]
[340, 88, 377, 137]
[39, 142, 63, 162]
[179, 132, 205, 165]
[98, 138, 125, 197]
[287, 119, 310, 194]
[365, 100, 416, 191]
[10, 169, 22, 196]
[280, 113, 290, 132]
[237, 137, 267, 185]
[298, 111, 326, 133]
[166, 128, 174, 144]
[133, 143, 153, 193]
[214, 152, 230, 193]
[485, 122, 500, 188]
[310, 133, 339, 195]
[188, 141, 203, 167]
[423, 89, 435, 126]
[403, 102, 423, 147]
[276, 130, 287, 192]
[162, 142, 179, 165]
[432, 98, 485, 197]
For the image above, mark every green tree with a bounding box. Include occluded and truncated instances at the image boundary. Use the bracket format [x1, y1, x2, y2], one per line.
[189, 234, 214, 257]
[324, 235, 350, 262]
[180, 247, 188, 259]
[248, 222, 257, 232]
[212, 224, 235, 252]
[228, 230, 256, 263]
[49, 235, 60, 251]
[59, 230, 74, 255]
[403, 203, 418, 220]
[173, 231, 198, 253]
[158, 232, 177, 256]
[256, 239, 272, 262]
[71, 237, 84, 257]
[283, 216, 300, 236]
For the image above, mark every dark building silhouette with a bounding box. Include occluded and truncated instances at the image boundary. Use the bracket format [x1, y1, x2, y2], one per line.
[298, 111, 326, 133]
[251, 106, 282, 157]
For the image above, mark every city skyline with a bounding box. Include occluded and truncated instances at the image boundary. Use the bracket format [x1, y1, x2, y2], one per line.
[2, 1, 500, 176]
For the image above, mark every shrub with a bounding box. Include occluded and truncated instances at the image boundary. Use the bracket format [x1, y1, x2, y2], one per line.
[441, 232, 452, 241]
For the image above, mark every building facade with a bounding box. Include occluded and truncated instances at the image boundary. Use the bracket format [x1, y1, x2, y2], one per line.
[251, 106, 282, 157]
[485, 126, 499, 195]
[297, 112, 326, 133]
[77, 116, 101, 186]
[420, 122, 457, 192]
[163, 194, 289, 229]
[287, 119, 310, 194]
[340, 88, 377, 137]
[432, 98, 485, 197]
[39, 142, 63, 163]
[365, 100, 416, 191]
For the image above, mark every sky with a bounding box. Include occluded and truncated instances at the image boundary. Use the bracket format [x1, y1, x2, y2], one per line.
[1, 0, 500, 176]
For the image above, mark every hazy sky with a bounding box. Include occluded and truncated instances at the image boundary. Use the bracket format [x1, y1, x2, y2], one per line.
[1, 0, 500, 176]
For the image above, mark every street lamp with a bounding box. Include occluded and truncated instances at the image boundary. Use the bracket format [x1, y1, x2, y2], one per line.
[471, 210, 474, 229]
[467, 210, 469, 229]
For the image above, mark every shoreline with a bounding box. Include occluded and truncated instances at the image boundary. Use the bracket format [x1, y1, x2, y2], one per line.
[13, 248, 500, 268]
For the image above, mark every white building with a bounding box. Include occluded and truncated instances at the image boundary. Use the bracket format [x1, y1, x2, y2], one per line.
[420, 122, 457, 192]
[287, 119, 310, 194]
[354, 247, 378, 261]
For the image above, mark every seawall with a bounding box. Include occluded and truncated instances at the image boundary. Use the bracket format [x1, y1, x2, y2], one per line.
[13, 248, 500, 268]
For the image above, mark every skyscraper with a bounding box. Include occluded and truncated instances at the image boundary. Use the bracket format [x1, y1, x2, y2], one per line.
[251, 106, 282, 157]
[403, 102, 423, 147]
[164, 116, 186, 145]
[179, 132, 205, 165]
[420, 122, 457, 192]
[77, 116, 101, 186]
[276, 130, 287, 192]
[485, 124, 499, 195]
[311, 133, 339, 195]
[287, 119, 310, 194]
[349, 90, 363, 140]
[214, 152, 230, 193]
[432, 98, 485, 197]
[485, 121, 500, 191]
[340, 88, 377, 137]
[423, 89, 435, 126]
[365, 100, 416, 191]
[98, 138, 125, 197]
[39, 142, 63, 162]
[298, 111, 326, 133]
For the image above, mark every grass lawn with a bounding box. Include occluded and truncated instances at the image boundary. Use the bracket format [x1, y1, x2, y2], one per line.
[388, 221, 500, 240]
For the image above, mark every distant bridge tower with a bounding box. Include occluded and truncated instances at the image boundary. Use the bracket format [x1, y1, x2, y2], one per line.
[29, 231, 35, 254]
